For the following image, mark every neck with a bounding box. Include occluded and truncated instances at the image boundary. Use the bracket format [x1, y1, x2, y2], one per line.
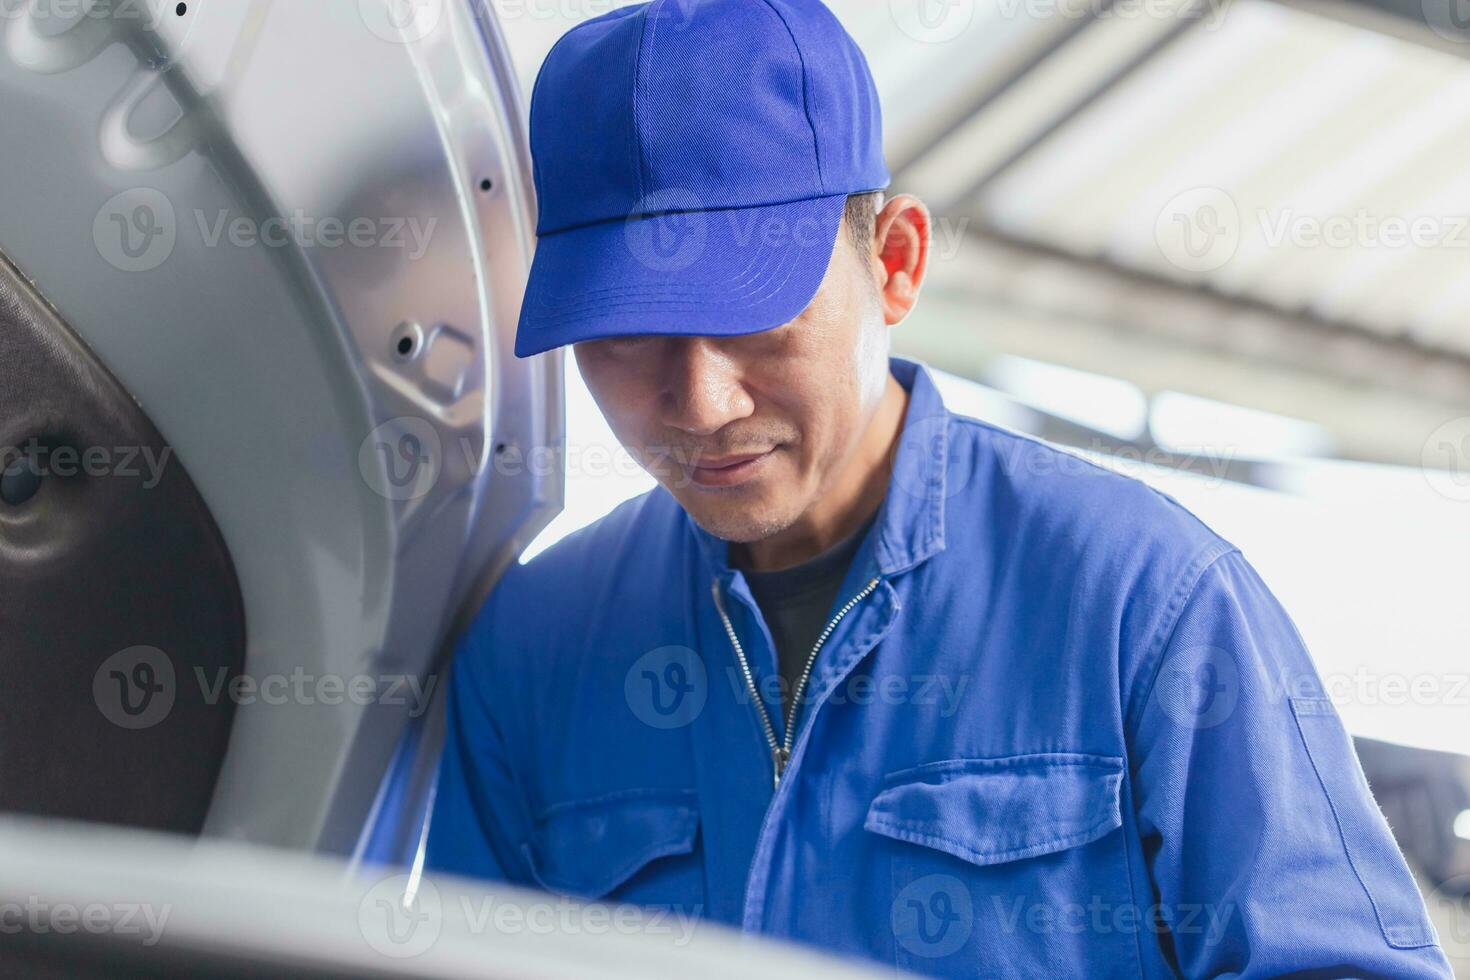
[731, 372, 910, 572]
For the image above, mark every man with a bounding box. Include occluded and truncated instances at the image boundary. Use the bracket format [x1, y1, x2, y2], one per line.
[426, 1, 1451, 975]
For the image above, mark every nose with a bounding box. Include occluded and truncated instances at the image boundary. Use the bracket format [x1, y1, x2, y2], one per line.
[658, 337, 754, 437]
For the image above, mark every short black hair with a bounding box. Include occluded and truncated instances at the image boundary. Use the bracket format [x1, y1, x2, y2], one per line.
[844, 190, 882, 257]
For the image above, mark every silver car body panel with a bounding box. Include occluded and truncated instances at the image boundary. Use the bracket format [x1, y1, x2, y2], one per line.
[0, 0, 561, 853]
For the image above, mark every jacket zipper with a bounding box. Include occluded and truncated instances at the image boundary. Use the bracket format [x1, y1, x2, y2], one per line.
[711, 575, 882, 789]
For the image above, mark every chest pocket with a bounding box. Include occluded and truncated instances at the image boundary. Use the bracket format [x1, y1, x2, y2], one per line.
[864, 754, 1136, 978]
[522, 788, 703, 907]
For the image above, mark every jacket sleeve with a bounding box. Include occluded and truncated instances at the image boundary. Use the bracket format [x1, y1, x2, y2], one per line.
[423, 601, 534, 885]
[1127, 548, 1452, 978]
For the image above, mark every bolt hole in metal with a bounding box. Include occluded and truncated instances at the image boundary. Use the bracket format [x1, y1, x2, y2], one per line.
[390, 321, 424, 362]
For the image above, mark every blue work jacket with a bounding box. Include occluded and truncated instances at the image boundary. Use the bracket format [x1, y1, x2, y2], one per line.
[426, 355, 1450, 977]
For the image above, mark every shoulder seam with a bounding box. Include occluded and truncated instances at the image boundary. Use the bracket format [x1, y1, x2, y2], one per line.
[1124, 543, 1241, 742]
[947, 413, 1236, 551]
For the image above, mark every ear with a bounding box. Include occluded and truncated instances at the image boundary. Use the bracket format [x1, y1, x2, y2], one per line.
[870, 193, 931, 327]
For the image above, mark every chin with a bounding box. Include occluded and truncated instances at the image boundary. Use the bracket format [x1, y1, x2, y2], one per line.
[678, 493, 796, 544]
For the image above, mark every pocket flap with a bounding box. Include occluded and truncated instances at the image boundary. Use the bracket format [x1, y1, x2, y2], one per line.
[523, 788, 699, 899]
[865, 754, 1124, 867]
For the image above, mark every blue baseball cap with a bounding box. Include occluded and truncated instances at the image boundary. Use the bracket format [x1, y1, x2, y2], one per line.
[513, 0, 890, 358]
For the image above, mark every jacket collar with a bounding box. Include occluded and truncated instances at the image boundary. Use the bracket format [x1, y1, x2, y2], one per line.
[686, 355, 950, 582]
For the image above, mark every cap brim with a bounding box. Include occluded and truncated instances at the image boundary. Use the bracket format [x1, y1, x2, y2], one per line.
[514, 193, 848, 358]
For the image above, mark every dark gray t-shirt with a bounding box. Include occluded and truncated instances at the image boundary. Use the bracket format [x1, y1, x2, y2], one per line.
[738, 511, 878, 718]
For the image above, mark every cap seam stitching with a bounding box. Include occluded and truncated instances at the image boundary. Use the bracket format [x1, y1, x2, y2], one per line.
[631, 1, 662, 206]
[755, 0, 824, 194]
[523, 256, 805, 318]
[529, 5, 647, 234]
[527, 19, 590, 226]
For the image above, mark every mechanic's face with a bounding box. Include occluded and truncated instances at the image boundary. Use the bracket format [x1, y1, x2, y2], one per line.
[573, 213, 895, 550]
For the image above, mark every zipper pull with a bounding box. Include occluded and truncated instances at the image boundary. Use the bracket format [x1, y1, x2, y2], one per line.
[772, 746, 790, 789]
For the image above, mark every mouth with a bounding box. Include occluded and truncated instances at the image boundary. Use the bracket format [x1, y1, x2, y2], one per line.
[687, 448, 776, 488]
